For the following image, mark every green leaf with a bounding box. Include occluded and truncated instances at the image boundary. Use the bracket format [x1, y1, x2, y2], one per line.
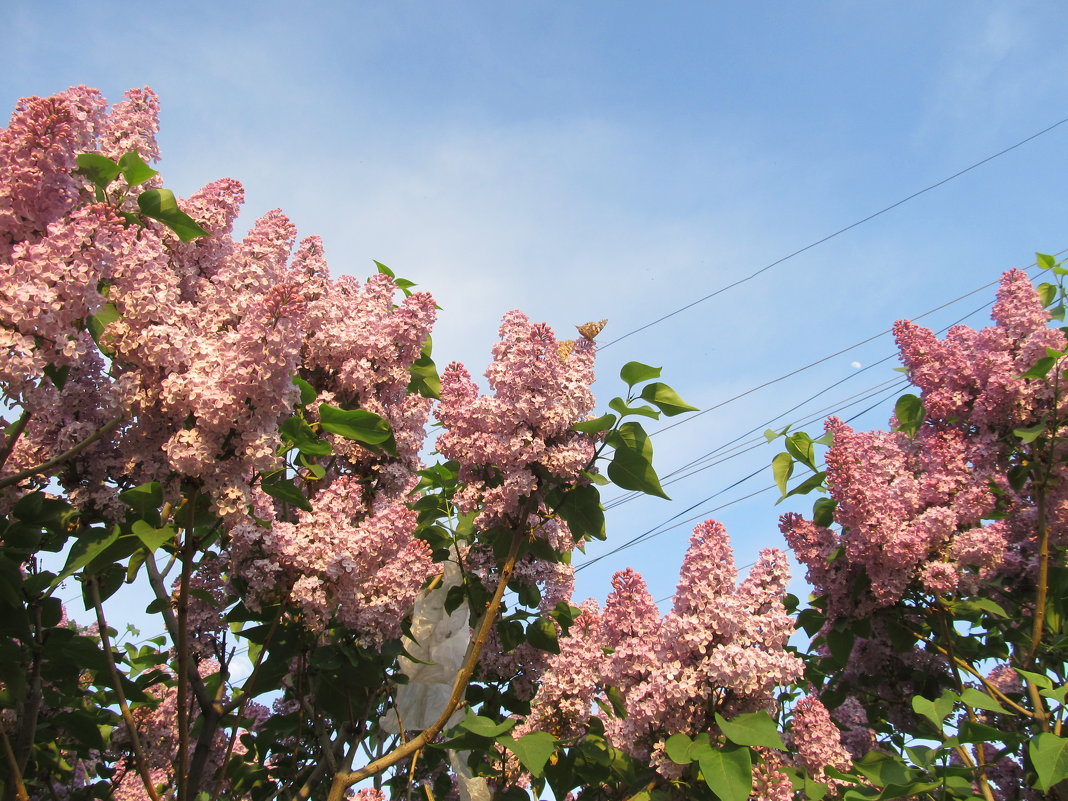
[87, 302, 121, 354]
[75, 153, 120, 189]
[714, 711, 785, 750]
[698, 745, 752, 801]
[119, 482, 163, 527]
[958, 719, 1012, 745]
[117, 152, 158, 186]
[1016, 668, 1053, 690]
[1021, 357, 1057, 380]
[260, 475, 312, 512]
[498, 731, 556, 777]
[292, 375, 317, 406]
[573, 413, 617, 434]
[58, 526, 120, 584]
[784, 471, 827, 500]
[1042, 685, 1068, 705]
[955, 597, 1008, 618]
[959, 687, 1008, 715]
[408, 351, 441, 399]
[1038, 282, 1058, 307]
[665, 733, 693, 765]
[772, 452, 793, 496]
[1030, 733, 1068, 792]
[131, 521, 174, 553]
[911, 690, 956, 733]
[874, 781, 943, 800]
[526, 617, 560, 654]
[1038, 252, 1057, 270]
[609, 397, 660, 419]
[279, 416, 332, 456]
[764, 426, 789, 443]
[137, 188, 209, 241]
[812, 497, 836, 528]
[784, 432, 817, 471]
[851, 751, 913, 787]
[318, 404, 395, 453]
[638, 382, 698, 417]
[893, 394, 924, 438]
[458, 712, 517, 738]
[606, 422, 669, 499]
[374, 260, 396, 278]
[619, 362, 661, 388]
[556, 484, 605, 541]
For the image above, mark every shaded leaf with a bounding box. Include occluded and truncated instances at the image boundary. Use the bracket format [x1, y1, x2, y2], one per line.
[498, 731, 556, 777]
[698, 745, 752, 801]
[526, 617, 560, 654]
[260, 475, 312, 512]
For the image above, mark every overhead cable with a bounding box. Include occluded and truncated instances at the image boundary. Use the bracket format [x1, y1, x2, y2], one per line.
[599, 117, 1068, 350]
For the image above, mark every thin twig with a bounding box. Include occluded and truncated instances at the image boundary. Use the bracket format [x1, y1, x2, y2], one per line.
[0, 413, 123, 490]
[89, 577, 163, 801]
[143, 555, 212, 712]
[0, 726, 29, 801]
[0, 411, 31, 473]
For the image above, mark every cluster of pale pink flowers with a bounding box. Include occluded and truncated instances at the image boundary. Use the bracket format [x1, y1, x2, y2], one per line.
[229, 476, 434, 645]
[782, 269, 1065, 615]
[435, 310, 597, 529]
[522, 519, 807, 792]
[0, 87, 443, 647]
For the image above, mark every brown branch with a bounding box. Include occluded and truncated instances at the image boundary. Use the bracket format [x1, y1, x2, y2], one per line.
[325, 530, 526, 801]
[1024, 482, 1051, 671]
[175, 495, 199, 801]
[89, 577, 162, 801]
[0, 413, 123, 490]
[0, 411, 30, 473]
[143, 554, 213, 713]
[909, 629, 1035, 719]
[0, 726, 29, 801]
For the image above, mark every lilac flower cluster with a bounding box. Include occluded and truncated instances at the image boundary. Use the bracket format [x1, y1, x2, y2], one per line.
[782, 269, 1066, 616]
[525, 520, 803, 780]
[0, 87, 438, 646]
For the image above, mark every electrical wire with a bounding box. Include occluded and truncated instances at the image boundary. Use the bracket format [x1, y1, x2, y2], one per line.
[576, 280, 1038, 575]
[598, 116, 1068, 350]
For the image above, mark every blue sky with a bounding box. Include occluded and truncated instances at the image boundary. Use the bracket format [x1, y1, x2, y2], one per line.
[5, 1, 1068, 612]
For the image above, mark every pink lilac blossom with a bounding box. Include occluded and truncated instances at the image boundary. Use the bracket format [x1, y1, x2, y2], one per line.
[535, 520, 802, 769]
[0, 89, 103, 258]
[229, 476, 434, 645]
[792, 696, 851, 785]
[783, 269, 1068, 631]
[750, 750, 794, 801]
[435, 311, 597, 529]
[518, 599, 604, 739]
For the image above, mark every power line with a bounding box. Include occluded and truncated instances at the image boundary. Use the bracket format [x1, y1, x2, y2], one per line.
[578, 282, 1037, 576]
[602, 374, 908, 510]
[598, 115, 1068, 350]
[646, 265, 1040, 441]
